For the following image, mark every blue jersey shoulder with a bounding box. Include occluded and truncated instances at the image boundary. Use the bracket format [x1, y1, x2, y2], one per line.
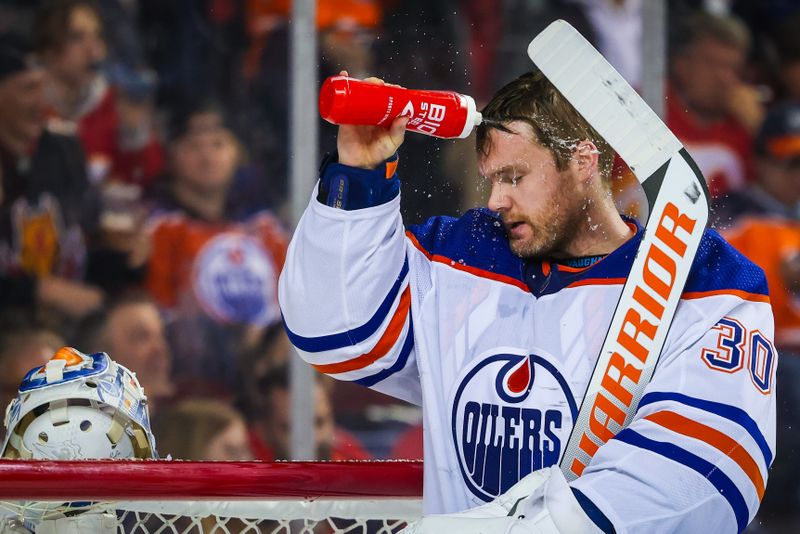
[406, 214, 767, 298]
[406, 208, 524, 282]
[684, 228, 769, 296]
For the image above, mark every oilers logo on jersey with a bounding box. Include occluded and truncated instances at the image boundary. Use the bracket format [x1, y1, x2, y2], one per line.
[451, 348, 579, 502]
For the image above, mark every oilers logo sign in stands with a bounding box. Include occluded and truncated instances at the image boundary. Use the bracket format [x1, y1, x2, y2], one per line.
[192, 233, 279, 326]
[451, 348, 578, 502]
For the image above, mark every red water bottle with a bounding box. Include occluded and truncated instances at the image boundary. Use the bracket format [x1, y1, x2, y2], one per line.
[319, 76, 482, 139]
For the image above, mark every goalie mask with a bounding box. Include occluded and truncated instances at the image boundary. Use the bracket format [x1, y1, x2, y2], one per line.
[1, 347, 157, 460]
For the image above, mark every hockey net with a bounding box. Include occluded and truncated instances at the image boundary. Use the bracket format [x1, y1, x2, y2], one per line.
[0, 460, 423, 533]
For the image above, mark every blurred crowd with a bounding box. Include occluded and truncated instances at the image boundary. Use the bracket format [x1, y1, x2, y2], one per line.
[0, 0, 800, 530]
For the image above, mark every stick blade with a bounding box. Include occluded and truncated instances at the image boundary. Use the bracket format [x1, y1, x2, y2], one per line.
[528, 20, 682, 183]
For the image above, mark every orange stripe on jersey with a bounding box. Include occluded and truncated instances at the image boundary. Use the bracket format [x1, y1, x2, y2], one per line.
[556, 263, 585, 273]
[312, 286, 411, 374]
[405, 231, 529, 292]
[563, 280, 771, 306]
[405, 232, 432, 259]
[681, 289, 770, 304]
[566, 277, 627, 288]
[430, 254, 529, 291]
[645, 410, 765, 499]
[556, 222, 638, 275]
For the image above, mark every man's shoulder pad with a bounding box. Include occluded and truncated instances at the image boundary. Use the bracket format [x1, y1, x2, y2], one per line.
[406, 208, 523, 283]
[684, 228, 768, 297]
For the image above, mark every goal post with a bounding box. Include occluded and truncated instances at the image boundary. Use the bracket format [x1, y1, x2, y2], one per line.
[0, 460, 423, 533]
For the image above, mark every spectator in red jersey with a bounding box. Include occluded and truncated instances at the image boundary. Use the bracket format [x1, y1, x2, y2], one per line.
[33, 0, 163, 189]
[711, 102, 800, 229]
[0, 32, 134, 326]
[241, 363, 371, 461]
[668, 11, 761, 198]
[145, 100, 288, 396]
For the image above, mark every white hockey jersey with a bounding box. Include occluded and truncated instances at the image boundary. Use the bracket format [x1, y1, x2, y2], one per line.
[279, 163, 776, 533]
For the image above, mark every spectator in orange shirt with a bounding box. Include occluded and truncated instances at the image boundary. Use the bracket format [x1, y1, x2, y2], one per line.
[33, 0, 163, 189]
[145, 100, 287, 396]
[726, 219, 800, 349]
[720, 103, 800, 525]
[722, 104, 800, 350]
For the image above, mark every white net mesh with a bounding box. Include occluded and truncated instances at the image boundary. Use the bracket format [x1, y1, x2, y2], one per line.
[0, 461, 422, 534]
[0, 499, 418, 533]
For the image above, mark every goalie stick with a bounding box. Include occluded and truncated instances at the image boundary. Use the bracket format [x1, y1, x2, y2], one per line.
[527, 20, 710, 481]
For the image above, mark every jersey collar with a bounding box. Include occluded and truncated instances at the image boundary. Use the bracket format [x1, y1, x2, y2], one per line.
[523, 217, 642, 297]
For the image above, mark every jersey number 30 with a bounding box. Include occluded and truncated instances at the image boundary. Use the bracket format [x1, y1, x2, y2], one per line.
[701, 317, 775, 394]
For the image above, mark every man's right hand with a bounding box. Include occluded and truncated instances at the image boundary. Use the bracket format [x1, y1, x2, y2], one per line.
[336, 72, 409, 170]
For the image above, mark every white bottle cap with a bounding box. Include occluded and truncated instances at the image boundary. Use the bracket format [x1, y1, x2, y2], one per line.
[457, 94, 483, 139]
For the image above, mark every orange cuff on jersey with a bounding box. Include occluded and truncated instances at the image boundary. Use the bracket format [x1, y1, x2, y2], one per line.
[385, 158, 398, 179]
